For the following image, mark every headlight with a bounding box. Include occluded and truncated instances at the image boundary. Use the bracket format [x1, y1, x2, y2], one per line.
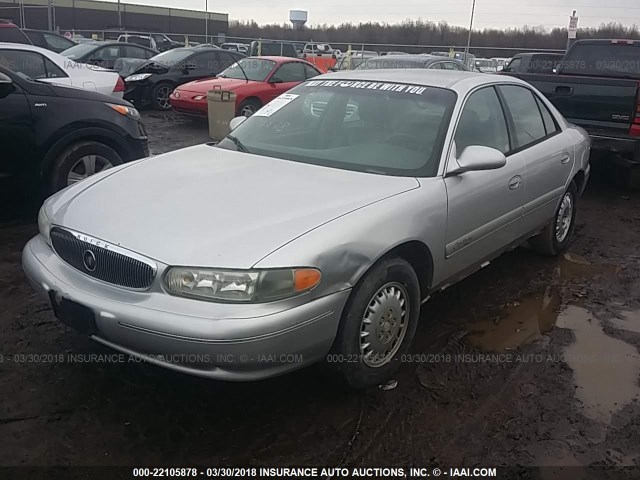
[37, 207, 52, 247]
[164, 267, 321, 303]
[125, 73, 152, 82]
[107, 103, 141, 121]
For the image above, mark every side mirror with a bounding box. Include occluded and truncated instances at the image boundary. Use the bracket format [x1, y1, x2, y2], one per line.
[269, 77, 283, 84]
[0, 72, 14, 99]
[229, 116, 247, 131]
[448, 145, 506, 175]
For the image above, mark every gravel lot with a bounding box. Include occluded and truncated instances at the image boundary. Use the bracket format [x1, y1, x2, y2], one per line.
[1, 112, 640, 471]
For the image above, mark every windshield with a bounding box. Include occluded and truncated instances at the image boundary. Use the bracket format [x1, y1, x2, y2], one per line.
[61, 43, 99, 59]
[476, 60, 494, 68]
[219, 58, 276, 81]
[561, 44, 640, 77]
[356, 58, 424, 70]
[218, 80, 457, 177]
[149, 49, 193, 67]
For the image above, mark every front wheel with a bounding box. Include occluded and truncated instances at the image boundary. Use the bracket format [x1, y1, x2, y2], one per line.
[330, 257, 421, 389]
[237, 98, 261, 117]
[151, 82, 174, 111]
[48, 141, 123, 193]
[529, 181, 578, 256]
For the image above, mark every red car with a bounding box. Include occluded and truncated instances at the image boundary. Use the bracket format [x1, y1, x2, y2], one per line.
[169, 56, 322, 117]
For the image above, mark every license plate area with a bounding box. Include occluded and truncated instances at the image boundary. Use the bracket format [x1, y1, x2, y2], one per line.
[49, 291, 97, 335]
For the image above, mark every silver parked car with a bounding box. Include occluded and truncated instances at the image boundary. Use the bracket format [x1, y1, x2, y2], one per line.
[23, 71, 590, 388]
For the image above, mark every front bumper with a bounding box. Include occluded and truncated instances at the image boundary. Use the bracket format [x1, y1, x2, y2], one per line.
[169, 93, 209, 117]
[22, 235, 350, 381]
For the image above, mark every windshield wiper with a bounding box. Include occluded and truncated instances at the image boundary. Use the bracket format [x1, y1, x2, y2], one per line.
[226, 134, 250, 153]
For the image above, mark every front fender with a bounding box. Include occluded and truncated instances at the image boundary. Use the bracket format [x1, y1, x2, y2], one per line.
[254, 179, 448, 300]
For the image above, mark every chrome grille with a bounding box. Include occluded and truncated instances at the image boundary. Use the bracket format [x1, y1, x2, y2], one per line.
[50, 227, 156, 289]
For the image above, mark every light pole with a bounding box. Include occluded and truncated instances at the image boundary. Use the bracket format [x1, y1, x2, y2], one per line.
[465, 0, 476, 59]
[118, 0, 122, 29]
[205, 0, 208, 44]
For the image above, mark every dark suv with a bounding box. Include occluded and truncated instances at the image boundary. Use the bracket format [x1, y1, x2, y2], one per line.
[0, 65, 148, 193]
[0, 20, 31, 44]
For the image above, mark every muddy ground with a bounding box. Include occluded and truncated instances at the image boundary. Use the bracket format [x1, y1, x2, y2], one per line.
[1, 112, 640, 473]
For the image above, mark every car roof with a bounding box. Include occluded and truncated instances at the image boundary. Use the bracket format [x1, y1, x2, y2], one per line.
[0, 42, 56, 55]
[316, 69, 525, 91]
[249, 55, 303, 62]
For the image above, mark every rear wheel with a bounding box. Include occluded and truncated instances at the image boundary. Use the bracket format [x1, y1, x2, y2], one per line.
[238, 98, 261, 117]
[151, 82, 174, 111]
[330, 257, 421, 389]
[529, 181, 578, 256]
[48, 141, 123, 193]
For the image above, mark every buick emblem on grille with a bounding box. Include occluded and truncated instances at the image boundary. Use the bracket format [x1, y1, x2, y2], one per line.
[83, 250, 97, 272]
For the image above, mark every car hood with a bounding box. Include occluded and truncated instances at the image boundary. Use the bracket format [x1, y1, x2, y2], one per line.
[49, 145, 419, 268]
[178, 77, 257, 93]
[115, 58, 148, 77]
[130, 60, 170, 75]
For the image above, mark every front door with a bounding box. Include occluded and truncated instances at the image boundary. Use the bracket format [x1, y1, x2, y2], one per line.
[444, 86, 526, 278]
[0, 76, 36, 187]
[267, 62, 306, 101]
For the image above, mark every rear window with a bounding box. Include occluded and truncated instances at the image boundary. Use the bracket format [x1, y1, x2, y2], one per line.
[0, 25, 31, 45]
[251, 42, 295, 56]
[560, 43, 640, 78]
[356, 58, 425, 70]
[527, 55, 563, 74]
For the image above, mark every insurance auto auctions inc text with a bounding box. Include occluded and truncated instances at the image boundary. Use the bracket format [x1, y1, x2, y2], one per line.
[255, 467, 498, 477]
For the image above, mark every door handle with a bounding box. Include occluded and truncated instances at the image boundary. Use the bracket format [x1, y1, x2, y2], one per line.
[554, 85, 573, 96]
[508, 175, 522, 190]
[561, 153, 571, 164]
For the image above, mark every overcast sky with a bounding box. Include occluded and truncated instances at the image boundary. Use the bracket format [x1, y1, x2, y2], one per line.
[104, 0, 640, 30]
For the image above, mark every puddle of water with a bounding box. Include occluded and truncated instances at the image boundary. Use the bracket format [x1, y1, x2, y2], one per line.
[556, 306, 640, 424]
[609, 310, 640, 334]
[465, 288, 561, 352]
[558, 253, 621, 280]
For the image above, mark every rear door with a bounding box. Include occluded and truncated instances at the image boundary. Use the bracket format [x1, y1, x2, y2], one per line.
[444, 86, 526, 277]
[497, 84, 574, 231]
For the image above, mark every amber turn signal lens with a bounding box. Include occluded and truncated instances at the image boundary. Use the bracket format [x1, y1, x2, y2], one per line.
[109, 104, 130, 116]
[293, 269, 321, 292]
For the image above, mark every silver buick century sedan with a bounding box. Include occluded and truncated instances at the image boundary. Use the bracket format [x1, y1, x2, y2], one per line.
[23, 70, 590, 388]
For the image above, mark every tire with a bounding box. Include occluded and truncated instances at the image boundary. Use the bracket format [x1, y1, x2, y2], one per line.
[330, 257, 421, 389]
[529, 181, 578, 256]
[151, 82, 174, 111]
[48, 141, 123, 193]
[237, 98, 262, 117]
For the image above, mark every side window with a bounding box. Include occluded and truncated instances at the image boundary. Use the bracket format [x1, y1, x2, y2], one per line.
[189, 53, 215, 71]
[44, 33, 74, 51]
[94, 46, 121, 61]
[535, 95, 559, 135]
[304, 63, 320, 79]
[455, 87, 510, 155]
[452, 62, 466, 71]
[124, 46, 147, 59]
[272, 62, 305, 82]
[498, 85, 547, 149]
[0, 50, 47, 79]
[43, 58, 67, 78]
[504, 57, 521, 73]
[442, 62, 457, 70]
[429, 62, 443, 70]
[216, 51, 237, 71]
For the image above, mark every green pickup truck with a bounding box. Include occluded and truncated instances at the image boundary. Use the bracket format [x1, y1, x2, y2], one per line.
[503, 39, 640, 173]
